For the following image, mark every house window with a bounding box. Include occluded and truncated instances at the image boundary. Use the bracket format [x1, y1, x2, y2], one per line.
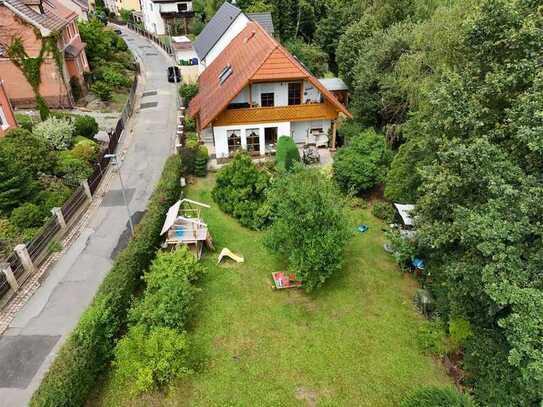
[264, 127, 278, 148]
[177, 2, 187, 11]
[0, 106, 10, 130]
[260, 92, 274, 107]
[288, 82, 302, 105]
[246, 129, 260, 153]
[310, 120, 324, 135]
[227, 130, 242, 154]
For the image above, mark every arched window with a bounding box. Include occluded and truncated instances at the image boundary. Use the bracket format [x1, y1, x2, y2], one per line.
[227, 130, 241, 154]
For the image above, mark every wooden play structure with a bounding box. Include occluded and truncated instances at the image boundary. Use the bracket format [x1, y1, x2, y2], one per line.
[272, 272, 302, 290]
[160, 199, 213, 259]
[217, 248, 244, 264]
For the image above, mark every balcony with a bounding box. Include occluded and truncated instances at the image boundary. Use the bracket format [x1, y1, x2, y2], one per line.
[214, 103, 338, 126]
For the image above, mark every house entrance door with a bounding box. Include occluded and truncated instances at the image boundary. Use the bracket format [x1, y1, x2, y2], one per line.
[264, 127, 278, 152]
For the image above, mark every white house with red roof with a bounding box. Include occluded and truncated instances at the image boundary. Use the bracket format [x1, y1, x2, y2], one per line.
[188, 21, 351, 161]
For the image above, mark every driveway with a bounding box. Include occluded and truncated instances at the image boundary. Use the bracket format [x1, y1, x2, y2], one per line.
[0, 27, 178, 406]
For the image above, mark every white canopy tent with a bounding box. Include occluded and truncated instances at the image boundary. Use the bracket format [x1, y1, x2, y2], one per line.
[394, 203, 416, 227]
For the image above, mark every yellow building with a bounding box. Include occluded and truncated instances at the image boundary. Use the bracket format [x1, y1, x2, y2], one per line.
[115, 0, 141, 13]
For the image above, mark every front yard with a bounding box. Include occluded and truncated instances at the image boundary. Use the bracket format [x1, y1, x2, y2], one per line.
[94, 174, 450, 406]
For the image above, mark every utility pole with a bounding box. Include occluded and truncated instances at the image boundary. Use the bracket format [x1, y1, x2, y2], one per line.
[104, 154, 134, 237]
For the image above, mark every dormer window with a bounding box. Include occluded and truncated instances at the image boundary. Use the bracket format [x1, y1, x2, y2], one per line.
[219, 65, 233, 85]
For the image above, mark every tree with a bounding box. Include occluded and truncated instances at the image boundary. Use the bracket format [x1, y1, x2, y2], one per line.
[0, 153, 35, 215]
[211, 152, 270, 229]
[333, 128, 391, 194]
[285, 39, 329, 77]
[265, 168, 349, 291]
[275, 136, 300, 171]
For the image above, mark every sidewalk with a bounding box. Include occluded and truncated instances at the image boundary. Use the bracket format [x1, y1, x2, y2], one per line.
[0, 27, 179, 406]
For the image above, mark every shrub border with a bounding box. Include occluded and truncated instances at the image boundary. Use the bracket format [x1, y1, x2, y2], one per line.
[30, 155, 183, 407]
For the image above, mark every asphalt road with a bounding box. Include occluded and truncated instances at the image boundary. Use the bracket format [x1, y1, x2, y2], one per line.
[0, 27, 178, 406]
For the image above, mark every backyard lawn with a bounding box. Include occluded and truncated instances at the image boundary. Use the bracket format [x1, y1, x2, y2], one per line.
[94, 174, 450, 406]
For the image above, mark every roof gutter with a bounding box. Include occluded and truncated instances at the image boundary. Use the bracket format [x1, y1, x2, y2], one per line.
[1, 0, 51, 36]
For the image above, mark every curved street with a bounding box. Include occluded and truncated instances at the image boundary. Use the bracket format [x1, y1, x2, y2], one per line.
[0, 26, 178, 406]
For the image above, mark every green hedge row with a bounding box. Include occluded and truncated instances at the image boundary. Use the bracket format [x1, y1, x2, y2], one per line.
[30, 155, 183, 407]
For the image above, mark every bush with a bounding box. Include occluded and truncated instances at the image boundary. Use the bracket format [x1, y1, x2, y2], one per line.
[56, 152, 93, 187]
[128, 247, 203, 330]
[0, 217, 18, 257]
[70, 76, 82, 101]
[212, 152, 270, 229]
[371, 201, 396, 223]
[180, 83, 198, 106]
[1, 128, 56, 176]
[400, 386, 475, 407]
[265, 168, 350, 291]
[333, 128, 391, 194]
[275, 136, 300, 171]
[32, 116, 75, 150]
[193, 146, 208, 177]
[71, 139, 99, 163]
[114, 325, 192, 394]
[74, 115, 99, 139]
[91, 81, 113, 101]
[30, 156, 182, 407]
[99, 66, 131, 88]
[416, 320, 448, 356]
[15, 113, 35, 131]
[184, 115, 196, 132]
[10, 203, 44, 230]
[385, 229, 416, 270]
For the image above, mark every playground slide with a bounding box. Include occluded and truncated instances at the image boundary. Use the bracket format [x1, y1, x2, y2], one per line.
[217, 248, 244, 264]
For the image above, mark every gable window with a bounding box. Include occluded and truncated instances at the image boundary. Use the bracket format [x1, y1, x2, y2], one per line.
[260, 92, 274, 107]
[177, 2, 187, 11]
[227, 130, 241, 154]
[246, 129, 260, 153]
[288, 82, 302, 105]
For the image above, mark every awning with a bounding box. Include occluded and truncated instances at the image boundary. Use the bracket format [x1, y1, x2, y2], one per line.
[160, 200, 181, 235]
[394, 203, 416, 226]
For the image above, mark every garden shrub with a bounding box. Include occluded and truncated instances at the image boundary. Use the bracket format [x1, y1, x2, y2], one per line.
[128, 247, 203, 331]
[180, 83, 198, 106]
[385, 230, 417, 270]
[35, 182, 72, 214]
[32, 116, 75, 150]
[400, 386, 475, 407]
[74, 115, 99, 139]
[416, 320, 448, 356]
[70, 76, 82, 101]
[30, 155, 182, 407]
[91, 81, 113, 101]
[10, 203, 44, 230]
[99, 66, 131, 88]
[1, 128, 56, 176]
[0, 217, 18, 257]
[333, 128, 391, 194]
[275, 136, 300, 171]
[0, 152, 36, 215]
[212, 152, 270, 229]
[265, 168, 350, 291]
[184, 115, 196, 132]
[15, 113, 35, 131]
[56, 152, 93, 187]
[113, 325, 192, 395]
[193, 146, 208, 177]
[448, 317, 473, 351]
[371, 201, 396, 223]
[71, 139, 99, 163]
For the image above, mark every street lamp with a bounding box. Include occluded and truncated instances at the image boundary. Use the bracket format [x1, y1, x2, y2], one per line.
[105, 153, 134, 237]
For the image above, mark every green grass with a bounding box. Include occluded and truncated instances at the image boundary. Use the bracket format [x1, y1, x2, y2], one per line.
[93, 175, 450, 406]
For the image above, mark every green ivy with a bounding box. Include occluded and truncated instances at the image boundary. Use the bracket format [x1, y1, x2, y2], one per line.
[7, 32, 65, 120]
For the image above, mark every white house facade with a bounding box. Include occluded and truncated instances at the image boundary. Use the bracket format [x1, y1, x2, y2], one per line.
[141, 0, 192, 35]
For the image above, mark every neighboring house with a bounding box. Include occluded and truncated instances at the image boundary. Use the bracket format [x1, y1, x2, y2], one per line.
[188, 22, 351, 161]
[0, 0, 89, 108]
[193, 1, 274, 73]
[141, 0, 193, 35]
[103, 0, 117, 13]
[0, 77, 16, 137]
[59, 0, 89, 20]
[115, 0, 140, 13]
[319, 78, 349, 107]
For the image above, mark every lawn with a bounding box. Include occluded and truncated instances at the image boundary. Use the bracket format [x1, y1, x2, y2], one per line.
[93, 174, 450, 406]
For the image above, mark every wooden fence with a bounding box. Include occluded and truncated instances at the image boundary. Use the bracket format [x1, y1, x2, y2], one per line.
[0, 67, 140, 307]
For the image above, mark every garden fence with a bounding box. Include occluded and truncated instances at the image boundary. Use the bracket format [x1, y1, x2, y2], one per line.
[0, 66, 140, 308]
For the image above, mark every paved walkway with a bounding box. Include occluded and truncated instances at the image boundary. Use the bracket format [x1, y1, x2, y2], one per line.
[0, 27, 178, 406]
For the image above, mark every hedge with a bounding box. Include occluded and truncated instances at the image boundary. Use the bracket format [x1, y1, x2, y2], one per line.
[30, 155, 182, 407]
[275, 136, 300, 171]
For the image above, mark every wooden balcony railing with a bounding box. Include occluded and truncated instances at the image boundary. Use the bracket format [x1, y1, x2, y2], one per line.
[214, 102, 338, 126]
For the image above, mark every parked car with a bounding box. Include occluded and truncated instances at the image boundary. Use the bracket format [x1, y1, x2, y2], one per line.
[114, 28, 122, 35]
[167, 66, 181, 83]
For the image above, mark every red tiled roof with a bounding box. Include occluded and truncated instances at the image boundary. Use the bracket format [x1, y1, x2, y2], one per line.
[189, 22, 351, 129]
